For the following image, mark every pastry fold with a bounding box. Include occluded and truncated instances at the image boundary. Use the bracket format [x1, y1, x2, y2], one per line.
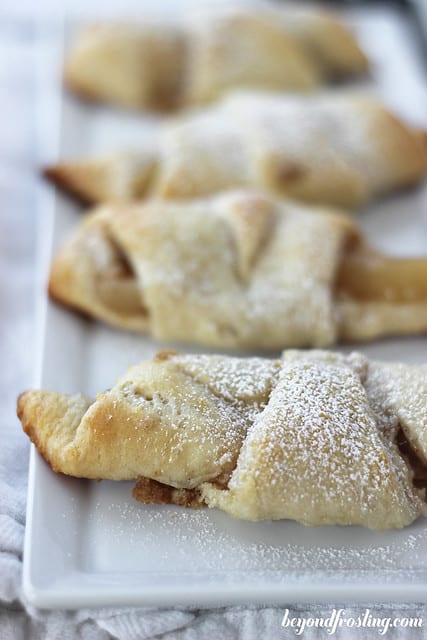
[17, 350, 427, 530]
[65, 6, 367, 111]
[45, 93, 427, 208]
[48, 190, 427, 349]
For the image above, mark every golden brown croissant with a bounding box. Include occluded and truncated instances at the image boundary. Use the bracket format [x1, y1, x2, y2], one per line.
[64, 6, 367, 111]
[17, 349, 427, 530]
[45, 93, 427, 209]
[48, 190, 427, 349]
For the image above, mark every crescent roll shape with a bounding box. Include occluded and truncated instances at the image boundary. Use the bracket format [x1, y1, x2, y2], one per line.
[45, 93, 427, 208]
[64, 6, 367, 111]
[48, 190, 427, 349]
[17, 350, 427, 530]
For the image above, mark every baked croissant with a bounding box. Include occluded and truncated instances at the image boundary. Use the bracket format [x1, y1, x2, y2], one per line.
[48, 190, 427, 349]
[45, 92, 427, 209]
[17, 349, 427, 530]
[65, 5, 368, 111]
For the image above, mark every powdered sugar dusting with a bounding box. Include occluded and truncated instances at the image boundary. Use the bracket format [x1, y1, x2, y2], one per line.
[84, 493, 427, 574]
[119, 192, 352, 349]
[106, 350, 426, 532]
[176, 354, 281, 403]
[201, 351, 423, 529]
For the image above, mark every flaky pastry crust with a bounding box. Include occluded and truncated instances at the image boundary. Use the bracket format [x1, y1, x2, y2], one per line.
[64, 6, 368, 111]
[45, 93, 427, 208]
[48, 190, 427, 348]
[17, 350, 427, 530]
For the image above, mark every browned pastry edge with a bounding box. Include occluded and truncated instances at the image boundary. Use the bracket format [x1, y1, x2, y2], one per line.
[64, 76, 106, 106]
[47, 283, 97, 324]
[43, 166, 95, 207]
[17, 391, 61, 473]
[47, 267, 150, 334]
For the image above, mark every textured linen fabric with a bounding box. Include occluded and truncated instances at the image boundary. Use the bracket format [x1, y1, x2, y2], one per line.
[0, 3, 427, 639]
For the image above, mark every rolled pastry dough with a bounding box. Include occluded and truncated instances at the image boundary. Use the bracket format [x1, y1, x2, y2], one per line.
[48, 190, 427, 349]
[45, 93, 427, 208]
[17, 350, 427, 529]
[65, 6, 367, 110]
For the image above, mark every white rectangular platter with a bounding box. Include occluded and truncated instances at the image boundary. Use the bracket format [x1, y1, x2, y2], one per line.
[24, 4, 427, 608]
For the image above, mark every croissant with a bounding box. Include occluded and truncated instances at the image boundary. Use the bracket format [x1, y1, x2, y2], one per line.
[48, 190, 427, 349]
[45, 92, 427, 209]
[17, 349, 427, 530]
[64, 6, 368, 111]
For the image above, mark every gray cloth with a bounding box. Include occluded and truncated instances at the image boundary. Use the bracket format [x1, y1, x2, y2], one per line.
[1, 5, 427, 640]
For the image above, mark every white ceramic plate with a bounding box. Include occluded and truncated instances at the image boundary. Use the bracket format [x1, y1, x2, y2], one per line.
[24, 5, 427, 608]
